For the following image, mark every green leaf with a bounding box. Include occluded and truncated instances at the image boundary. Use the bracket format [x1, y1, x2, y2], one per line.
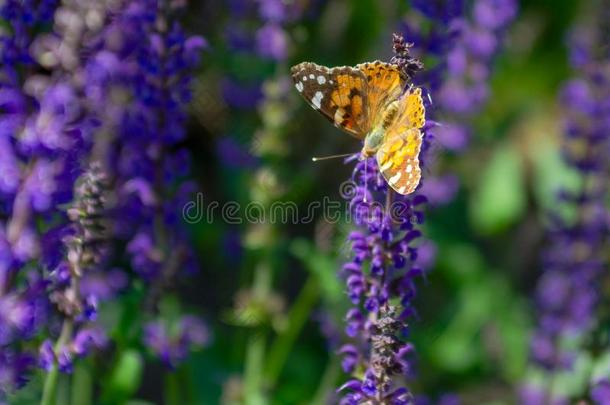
[590, 350, 610, 383]
[101, 349, 143, 404]
[470, 143, 526, 234]
[530, 135, 581, 217]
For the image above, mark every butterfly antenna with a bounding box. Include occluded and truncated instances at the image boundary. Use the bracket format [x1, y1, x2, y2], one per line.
[311, 153, 355, 162]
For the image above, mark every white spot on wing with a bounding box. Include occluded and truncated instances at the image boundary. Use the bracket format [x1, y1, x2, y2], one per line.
[309, 74, 315, 79]
[303, 76, 308, 81]
[295, 82, 304, 92]
[406, 164, 412, 173]
[389, 171, 402, 184]
[380, 160, 392, 171]
[334, 108, 345, 123]
[317, 76, 326, 85]
[398, 186, 406, 194]
[312, 91, 324, 109]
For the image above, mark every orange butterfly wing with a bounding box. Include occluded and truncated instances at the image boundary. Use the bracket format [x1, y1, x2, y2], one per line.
[290, 61, 405, 138]
[355, 61, 404, 128]
[291, 62, 369, 138]
[376, 87, 426, 195]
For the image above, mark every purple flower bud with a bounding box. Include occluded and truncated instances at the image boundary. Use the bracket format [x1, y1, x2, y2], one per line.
[71, 328, 107, 356]
[57, 346, 73, 373]
[38, 340, 55, 372]
[256, 23, 288, 61]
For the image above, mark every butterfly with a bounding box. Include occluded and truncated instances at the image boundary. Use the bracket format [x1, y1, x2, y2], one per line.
[290, 60, 425, 195]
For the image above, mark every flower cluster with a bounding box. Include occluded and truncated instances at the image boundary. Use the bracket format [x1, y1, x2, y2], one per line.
[338, 160, 426, 403]
[402, 0, 517, 205]
[391, 34, 424, 81]
[0, 0, 207, 396]
[0, 0, 88, 394]
[49, 164, 107, 320]
[437, 0, 517, 118]
[521, 27, 610, 405]
[338, 155, 427, 404]
[36, 164, 109, 398]
[82, 0, 206, 365]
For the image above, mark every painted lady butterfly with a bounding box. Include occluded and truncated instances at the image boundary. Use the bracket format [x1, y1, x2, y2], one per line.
[291, 60, 426, 195]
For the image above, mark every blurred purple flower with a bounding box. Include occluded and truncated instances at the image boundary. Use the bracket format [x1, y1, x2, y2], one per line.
[258, 0, 287, 23]
[419, 175, 459, 206]
[1, 0, 207, 392]
[0, 0, 85, 393]
[80, 269, 128, 300]
[400, 0, 517, 212]
[84, 0, 206, 365]
[144, 315, 209, 369]
[256, 23, 288, 61]
[521, 24, 610, 403]
[38, 340, 55, 372]
[591, 380, 610, 405]
[0, 350, 35, 393]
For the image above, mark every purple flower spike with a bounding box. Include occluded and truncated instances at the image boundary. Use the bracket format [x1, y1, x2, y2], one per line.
[521, 20, 610, 403]
[337, 36, 438, 403]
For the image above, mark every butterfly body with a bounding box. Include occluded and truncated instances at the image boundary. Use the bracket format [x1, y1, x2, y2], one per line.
[362, 100, 401, 157]
[291, 60, 426, 195]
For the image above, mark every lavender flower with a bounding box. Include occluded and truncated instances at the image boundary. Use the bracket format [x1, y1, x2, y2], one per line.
[78, 0, 207, 364]
[391, 34, 424, 81]
[521, 25, 610, 404]
[1, 0, 207, 395]
[41, 164, 109, 380]
[334, 38, 431, 403]
[49, 164, 107, 321]
[338, 157, 427, 404]
[85, 0, 204, 277]
[0, 0, 94, 395]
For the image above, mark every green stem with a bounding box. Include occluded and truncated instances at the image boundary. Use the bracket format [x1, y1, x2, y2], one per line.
[71, 361, 93, 405]
[264, 275, 320, 386]
[180, 364, 195, 404]
[244, 333, 267, 405]
[41, 320, 74, 405]
[164, 371, 180, 405]
[243, 263, 272, 405]
[40, 368, 60, 405]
